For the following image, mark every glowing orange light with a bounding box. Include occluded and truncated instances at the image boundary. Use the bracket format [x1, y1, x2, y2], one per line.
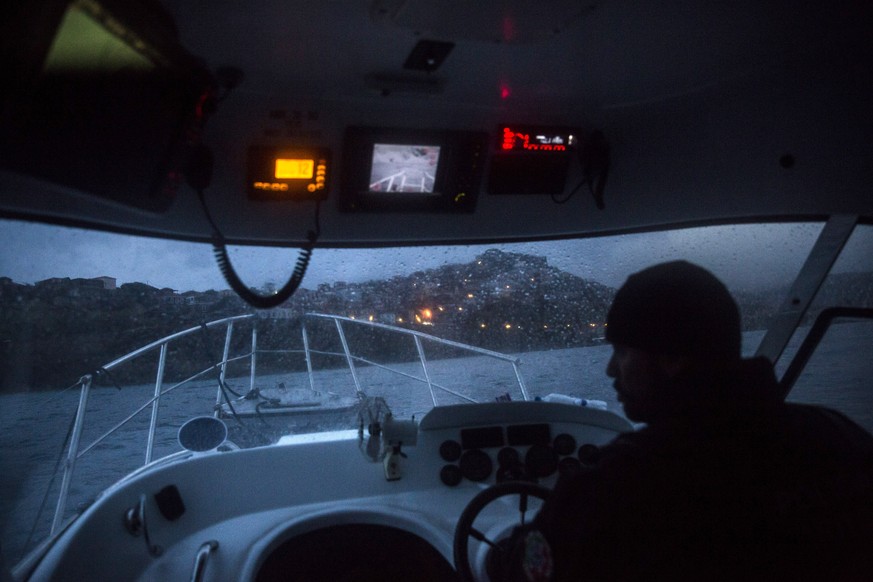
[253, 182, 290, 192]
[275, 158, 314, 179]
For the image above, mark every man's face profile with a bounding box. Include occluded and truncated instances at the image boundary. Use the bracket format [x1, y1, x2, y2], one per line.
[606, 344, 672, 422]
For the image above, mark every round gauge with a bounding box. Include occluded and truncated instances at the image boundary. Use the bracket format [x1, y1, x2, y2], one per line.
[440, 464, 463, 487]
[459, 449, 493, 482]
[525, 444, 559, 478]
[553, 433, 577, 456]
[439, 439, 462, 462]
[558, 456, 583, 477]
[578, 443, 601, 465]
[497, 446, 521, 468]
[496, 464, 528, 483]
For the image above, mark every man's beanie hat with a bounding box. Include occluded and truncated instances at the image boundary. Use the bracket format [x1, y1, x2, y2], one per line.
[605, 261, 741, 361]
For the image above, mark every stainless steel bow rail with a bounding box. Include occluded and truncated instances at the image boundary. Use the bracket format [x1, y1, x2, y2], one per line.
[47, 312, 529, 537]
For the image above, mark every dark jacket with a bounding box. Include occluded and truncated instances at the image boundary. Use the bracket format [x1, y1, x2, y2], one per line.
[504, 358, 873, 581]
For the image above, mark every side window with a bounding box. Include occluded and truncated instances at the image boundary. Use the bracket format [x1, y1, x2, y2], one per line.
[783, 319, 873, 433]
[781, 225, 873, 432]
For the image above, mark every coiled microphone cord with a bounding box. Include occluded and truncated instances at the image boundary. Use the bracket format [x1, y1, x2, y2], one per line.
[197, 188, 320, 309]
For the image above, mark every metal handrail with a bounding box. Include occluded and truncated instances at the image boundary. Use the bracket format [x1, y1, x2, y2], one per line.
[99, 315, 255, 371]
[50, 312, 528, 537]
[52, 314, 256, 534]
[306, 313, 530, 403]
[306, 313, 524, 362]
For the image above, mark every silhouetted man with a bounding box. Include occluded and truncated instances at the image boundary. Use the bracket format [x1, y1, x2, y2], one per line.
[499, 261, 873, 581]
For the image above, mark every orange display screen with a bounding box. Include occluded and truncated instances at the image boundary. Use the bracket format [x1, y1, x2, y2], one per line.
[275, 158, 314, 179]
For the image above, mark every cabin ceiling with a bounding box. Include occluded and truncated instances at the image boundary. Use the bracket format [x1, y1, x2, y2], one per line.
[1, 0, 871, 245]
[164, 0, 857, 114]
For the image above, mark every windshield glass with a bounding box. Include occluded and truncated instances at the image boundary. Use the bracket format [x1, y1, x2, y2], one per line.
[779, 224, 873, 432]
[3, 217, 865, 564]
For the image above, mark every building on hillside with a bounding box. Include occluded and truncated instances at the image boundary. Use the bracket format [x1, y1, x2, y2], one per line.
[93, 276, 116, 290]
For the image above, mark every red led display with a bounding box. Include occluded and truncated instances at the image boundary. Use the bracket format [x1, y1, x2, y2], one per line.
[500, 126, 574, 152]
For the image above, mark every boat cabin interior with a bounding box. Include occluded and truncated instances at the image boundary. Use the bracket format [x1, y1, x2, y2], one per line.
[1, 0, 871, 580]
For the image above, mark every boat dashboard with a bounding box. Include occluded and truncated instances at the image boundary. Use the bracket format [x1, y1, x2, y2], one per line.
[24, 402, 631, 581]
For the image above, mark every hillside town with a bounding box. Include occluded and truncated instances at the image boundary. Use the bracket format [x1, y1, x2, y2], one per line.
[2, 249, 870, 392]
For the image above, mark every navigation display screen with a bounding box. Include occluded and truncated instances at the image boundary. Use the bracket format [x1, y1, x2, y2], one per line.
[499, 126, 576, 152]
[341, 126, 485, 213]
[369, 144, 441, 193]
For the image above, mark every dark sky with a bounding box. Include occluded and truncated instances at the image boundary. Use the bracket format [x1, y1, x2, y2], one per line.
[1, 219, 870, 293]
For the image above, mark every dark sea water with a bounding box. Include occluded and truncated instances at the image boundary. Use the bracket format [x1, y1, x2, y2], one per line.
[1, 323, 871, 565]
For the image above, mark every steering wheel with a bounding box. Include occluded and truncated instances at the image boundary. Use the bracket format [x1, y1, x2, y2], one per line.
[454, 481, 553, 582]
